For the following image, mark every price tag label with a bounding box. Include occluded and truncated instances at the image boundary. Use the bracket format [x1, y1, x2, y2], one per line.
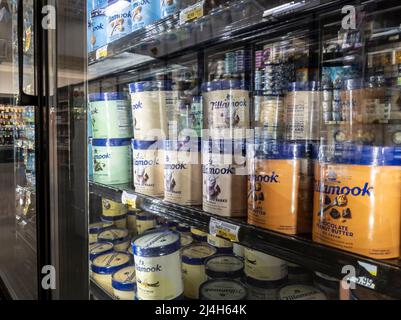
[346, 261, 377, 290]
[209, 218, 240, 242]
[121, 191, 137, 209]
[96, 45, 108, 60]
[179, 2, 204, 24]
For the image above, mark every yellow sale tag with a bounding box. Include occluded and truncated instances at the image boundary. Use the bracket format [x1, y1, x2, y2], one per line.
[121, 191, 137, 208]
[180, 2, 204, 24]
[209, 217, 240, 242]
[96, 45, 108, 60]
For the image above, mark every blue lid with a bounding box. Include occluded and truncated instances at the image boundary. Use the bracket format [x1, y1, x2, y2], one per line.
[192, 233, 207, 242]
[202, 80, 249, 92]
[128, 81, 172, 93]
[181, 243, 217, 265]
[112, 266, 137, 292]
[256, 142, 310, 160]
[89, 92, 127, 102]
[89, 221, 113, 234]
[136, 212, 155, 221]
[288, 81, 320, 92]
[164, 139, 201, 152]
[92, 138, 131, 147]
[91, 8, 105, 18]
[132, 229, 181, 257]
[324, 144, 401, 166]
[245, 275, 288, 289]
[132, 140, 161, 150]
[89, 242, 114, 261]
[91, 252, 132, 275]
[101, 214, 128, 222]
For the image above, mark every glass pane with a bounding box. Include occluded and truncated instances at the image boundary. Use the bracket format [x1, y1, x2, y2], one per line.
[0, 0, 37, 299]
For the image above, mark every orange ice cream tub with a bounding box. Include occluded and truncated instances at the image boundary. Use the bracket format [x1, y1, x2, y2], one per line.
[248, 142, 313, 235]
[313, 145, 401, 259]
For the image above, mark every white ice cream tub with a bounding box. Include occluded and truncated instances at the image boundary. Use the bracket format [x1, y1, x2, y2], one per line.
[112, 266, 137, 300]
[98, 228, 131, 252]
[101, 213, 128, 229]
[136, 211, 156, 234]
[132, 229, 183, 300]
[205, 254, 244, 280]
[89, 221, 113, 244]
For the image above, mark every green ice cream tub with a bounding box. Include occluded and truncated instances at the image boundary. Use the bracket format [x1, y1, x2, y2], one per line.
[93, 138, 132, 185]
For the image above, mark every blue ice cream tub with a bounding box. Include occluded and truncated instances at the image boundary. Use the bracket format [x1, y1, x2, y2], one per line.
[105, 0, 132, 43]
[160, 0, 179, 18]
[131, 0, 161, 32]
[91, 8, 107, 50]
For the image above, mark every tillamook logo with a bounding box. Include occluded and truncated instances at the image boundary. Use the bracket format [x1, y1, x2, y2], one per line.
[135, 158, 159, 166]
[314, 182, 373, 197]
[132, 101, 143, 110]
[132, 0, 151, 9]
[251, 172, 279, 183]
[109, 11, 132, 23]
[209, 94, 247, 110]
[165, 163, 187, 170]
[93, 23, 104, 31]
[203, 166, 235, 175]
[94, 153, 111, 160]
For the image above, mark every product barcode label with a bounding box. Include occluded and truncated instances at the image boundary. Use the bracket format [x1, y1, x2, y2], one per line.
[96, 45, 108, 60]
[209, 218, 240, 242]
[179, 1, 204, 24]
[121, 191, 137, 208]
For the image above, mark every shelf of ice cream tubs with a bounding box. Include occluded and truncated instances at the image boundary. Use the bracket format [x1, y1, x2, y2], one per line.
[89, 180, 401, 299]
[87, 0, 345, 78]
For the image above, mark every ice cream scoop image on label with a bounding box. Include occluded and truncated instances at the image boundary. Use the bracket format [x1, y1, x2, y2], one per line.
[105, 0, 132, 43]
[313, 145, 401, 259]
[131, 0, 161, 31]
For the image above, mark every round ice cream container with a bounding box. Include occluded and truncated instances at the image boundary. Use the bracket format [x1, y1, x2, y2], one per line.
[207, 234, 233, 254]
[105, 0, 132, 43]
[92, 138, 132, 185]
[278, 284, 327, 300]
[89, 92, 132, 139]
[127, 209, 141, 234]
[112, 266, 137, 300]
[199, 279, 248, 300]
[132, 140, 164, 197]
[180, 233, 193, 247]
[90, 9, 107, 50]
[89, 221, 113, 244]
[129, 81, 169, 140]
[102, 198, 128, 217]
[98, 228, 131, 251]
[92, 252, 132, 294]
[131, 0, 161, 32]
[205, 254, 244, 280]
[101, 214, 128, 229]
[190, 227, 208, 242]
[90, 241, 114, 261]
[136, 211, 156, 234]
[177, 223, 191, 234]
[181, 243, 217, 299]
[232, 243, 245, 259]
[132, 229, 183, 300]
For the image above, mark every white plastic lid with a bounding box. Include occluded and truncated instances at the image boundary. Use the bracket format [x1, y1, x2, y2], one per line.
[200, 279, 247, 300]
[98, 228, 129, 241]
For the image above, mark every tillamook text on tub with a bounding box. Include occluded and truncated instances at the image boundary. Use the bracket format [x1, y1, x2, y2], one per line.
[313, 145, 401, 259]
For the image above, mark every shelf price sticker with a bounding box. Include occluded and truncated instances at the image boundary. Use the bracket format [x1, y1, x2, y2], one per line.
[121, 191, 137, 209]
[209, 217, 240, 242]
[96, 45, 108, 60]
[179, 1, 204, 24]
[343, 261, 377, 290]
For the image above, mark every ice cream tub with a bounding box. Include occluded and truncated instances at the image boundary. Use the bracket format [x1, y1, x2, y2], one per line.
[89, 221, 113, 244]
[132, 229, 183, 300]
[136, 211, 156, 234]
[199, 279, 248, 300]
[191, 227, 208, 242]
[92, 252, 132, 294]
[181, 243, 217, 299]
[247, 142, 313, 235]
[131, 0, 161, 32]
[105, 0, 132, 43]
[278, 284, 327, 300]
[89, 92, 132, 139]
[102, 198, 128, 217]
[93, 138, 132, 185]
[313, 145, 401, 259]
[244, 248, 288, 282]
[90, 9, 107, 50]
[207, 234, 233, 254]
[132, 140, 164, 197]
[202, 139, 247, 217]
[112, 266, 137, 300]
[101, 214, 128, 229]
[160, 0, 178, 18]
[180, 234, 193, 247]
[98, 228, 131, 251]
[205, 254, 244, 280]
[129, 81, 169, 140]
[90, 241, 114, 261]
[127, 209, 141, 234]
[163, 139, 202, 206]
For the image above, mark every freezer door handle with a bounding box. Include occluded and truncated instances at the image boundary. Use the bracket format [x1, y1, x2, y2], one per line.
[17, 0, 38, 106]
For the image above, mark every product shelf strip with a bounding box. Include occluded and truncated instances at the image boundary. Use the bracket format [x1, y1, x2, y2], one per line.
[89, 181, 401, 299]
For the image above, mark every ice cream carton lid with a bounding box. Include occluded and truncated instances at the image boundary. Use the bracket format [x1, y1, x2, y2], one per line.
[279, 284, 327, 300]
[92, 252, 132, 274]
[205, 254, 244, 279]
[89, 242, 114, 261]
[112, 266, 136, 292]
[181, 243, 217, 265]
[132, 229, 181, 257]
[199, 279, 247, 300]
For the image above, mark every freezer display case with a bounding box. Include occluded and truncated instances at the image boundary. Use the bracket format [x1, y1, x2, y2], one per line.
[1, 0, 401, 301]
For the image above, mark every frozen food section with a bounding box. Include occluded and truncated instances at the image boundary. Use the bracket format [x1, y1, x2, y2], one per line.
[86, 0, 401, 300]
